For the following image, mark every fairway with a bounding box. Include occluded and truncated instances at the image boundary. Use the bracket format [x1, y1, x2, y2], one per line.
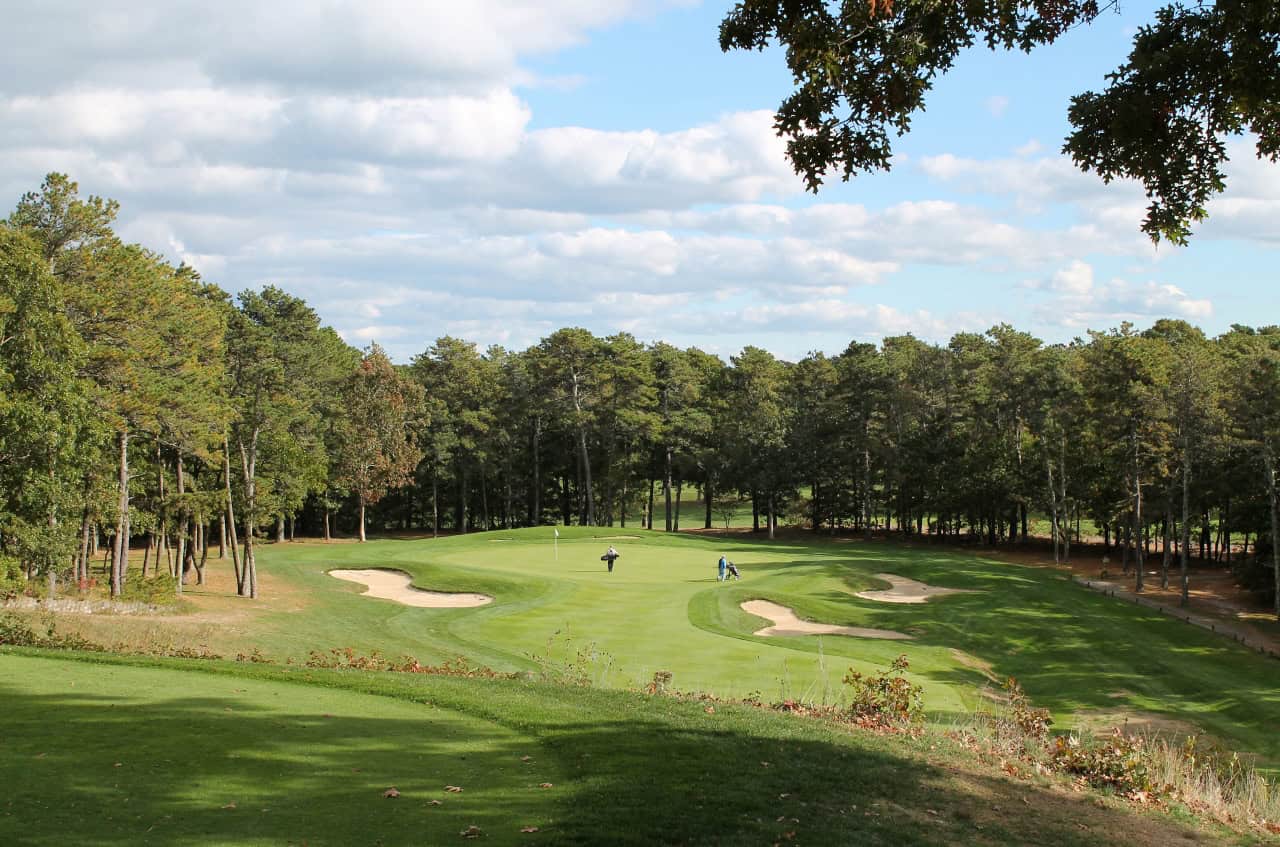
[0, 650, 1241, 847]
[0, 653, 559, 846]
[147, 526, 1280, 773]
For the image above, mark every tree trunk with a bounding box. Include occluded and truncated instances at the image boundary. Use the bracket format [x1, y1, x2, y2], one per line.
[1133, 430, 1144, 593]
[862, 421, 872, 541]
[1264, 449, 1280, 617]
[359, 496, 367, 542]
[111, 429, 129, 598]
[223, 435, 243, 594]
[77, 508, 91, 585]
[531, 418, 542, 526]
[752, 489, 760, 533]
[1161, 494, 1172, 591]
[432, 471, 439, 539]
[275, 514, 285, 543]
[324, 506, 332, 542]
[238, 431, 259, 599]
[196, 516, 208, 585]
[458, 466, 468, 534]
[674, 479, 683, 532]
[664, 445, 674, 532]
[577, 428, 595, 526]
[176, 452, 188, 595]
[704, 476, 713, 530]
[1046, 451, 1060, 565]
[647, 478, 655, 530]
[218, 513, 227, 559]
[767, 489, 776, 540]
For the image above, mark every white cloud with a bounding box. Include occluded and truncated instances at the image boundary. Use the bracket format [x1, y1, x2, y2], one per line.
[985, 95, 1010, 118]
[1029, 262, 1213, 329]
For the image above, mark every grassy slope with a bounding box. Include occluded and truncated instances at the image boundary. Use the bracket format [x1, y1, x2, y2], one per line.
[36, 527, 1280, 773]
[0, 649, 1251, 847]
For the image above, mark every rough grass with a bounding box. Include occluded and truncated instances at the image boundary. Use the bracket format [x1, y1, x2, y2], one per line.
[1, 649, 1261, 846]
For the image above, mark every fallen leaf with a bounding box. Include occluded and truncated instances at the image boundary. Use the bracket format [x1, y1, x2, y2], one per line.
[520, 826, 540, 833]
[383, 788, 400, 798]
[704, 706, 715, 714]
[779, 793, 790, 799]
[221, 803, 237, 810]
[113, 762, 123, 768]
[460, 825, 483, 839]
[760, 761, 770, 767]
[446, 785, 464, 793]
[427, 800, 443, 806]
[35, 753, 46, 759]
[538, 783, 554, 789]
[519, 756, 534, 762]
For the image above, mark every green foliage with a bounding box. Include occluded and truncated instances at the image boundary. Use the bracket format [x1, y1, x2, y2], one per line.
[721, 1, 1279, 243]
[334, 344, 426, 538]
[0, 612, 100, 651]
[842, 654, 924, 729]
[119, 572, 180, 605]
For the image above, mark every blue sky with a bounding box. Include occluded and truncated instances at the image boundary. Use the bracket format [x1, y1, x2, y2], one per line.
[1, 1, 1275, 361]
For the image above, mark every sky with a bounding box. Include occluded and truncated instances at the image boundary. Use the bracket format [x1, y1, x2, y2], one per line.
[1, 1, 1276, 363]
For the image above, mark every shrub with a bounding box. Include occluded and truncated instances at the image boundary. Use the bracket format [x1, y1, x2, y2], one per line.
[842, 654, 924, 729]
[0, 611, 102, 652]
[1052, 730, 1158, 797]
[0, 554, 25, 600]
[120, 572, 179, 604]
[0, 611, 38, 645]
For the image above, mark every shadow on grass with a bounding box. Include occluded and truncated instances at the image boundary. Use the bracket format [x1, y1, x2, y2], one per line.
[0, 654, 1213, 847]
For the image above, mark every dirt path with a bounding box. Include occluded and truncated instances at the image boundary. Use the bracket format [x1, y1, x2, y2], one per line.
[328, 569, 493, 608]
[854, 573, 980, 604]
[740, 599, 912, 640]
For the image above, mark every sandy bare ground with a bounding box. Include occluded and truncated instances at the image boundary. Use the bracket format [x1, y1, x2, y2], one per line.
[855, 573, 980, 604]
[328, 569, 493, 608]
[741, 599, 912, 640]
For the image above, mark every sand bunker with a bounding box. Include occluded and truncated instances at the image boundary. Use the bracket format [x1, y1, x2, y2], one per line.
[328, 569, 492, 608]
[741, 599, 912, 640]
[855, 573, 979, 605]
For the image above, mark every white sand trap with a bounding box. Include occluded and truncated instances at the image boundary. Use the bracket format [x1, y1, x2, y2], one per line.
[741, 599, 912, 640]
[855, 573, 979, 605]
[328, 569, 492, 608]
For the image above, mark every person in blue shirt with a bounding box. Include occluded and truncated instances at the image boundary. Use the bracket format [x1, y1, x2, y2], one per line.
[717, 554, 727, 582]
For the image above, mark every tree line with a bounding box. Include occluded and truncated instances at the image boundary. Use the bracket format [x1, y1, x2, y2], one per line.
[2, 175, 1277, 613]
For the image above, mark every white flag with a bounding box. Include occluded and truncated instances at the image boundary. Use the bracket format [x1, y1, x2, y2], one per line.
[554, 528, 559, 538]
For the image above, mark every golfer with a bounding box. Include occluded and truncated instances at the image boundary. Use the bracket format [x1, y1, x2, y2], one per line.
[717, 554, 727, 582]
[602, 545, 620, 573]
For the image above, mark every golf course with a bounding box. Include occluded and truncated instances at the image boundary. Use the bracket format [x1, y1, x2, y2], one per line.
[4, 527, 1277, 845]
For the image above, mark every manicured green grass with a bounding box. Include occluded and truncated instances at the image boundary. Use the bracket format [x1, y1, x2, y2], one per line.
[220, 527, 1280, 773]
[0, 649, 1243, 846]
